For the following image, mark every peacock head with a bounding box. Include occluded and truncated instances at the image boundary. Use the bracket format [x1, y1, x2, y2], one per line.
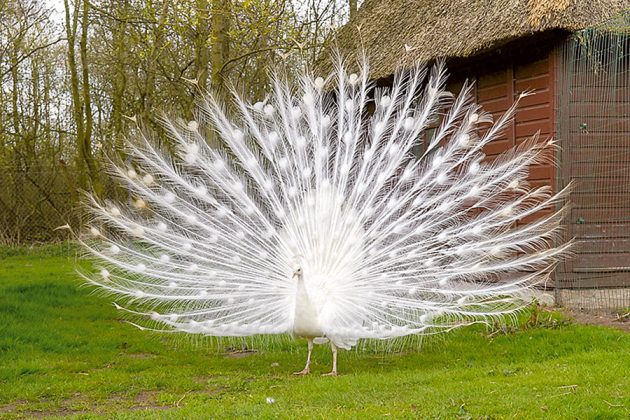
[292, 267, 304, 280]
[290, 254, 306, 281]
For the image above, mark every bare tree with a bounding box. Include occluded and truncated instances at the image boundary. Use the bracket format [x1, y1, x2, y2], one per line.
[64, 0, 101, 194]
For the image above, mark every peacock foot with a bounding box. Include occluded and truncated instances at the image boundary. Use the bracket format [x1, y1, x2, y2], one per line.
[321, 371, 337, 377]
[293, 368, 310, 375]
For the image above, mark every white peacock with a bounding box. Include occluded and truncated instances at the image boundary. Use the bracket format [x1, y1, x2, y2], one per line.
[81, 56, 570, 376]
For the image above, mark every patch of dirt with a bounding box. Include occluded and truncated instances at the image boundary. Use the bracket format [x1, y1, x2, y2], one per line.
[193, 373, 230, 383]
[225, 349, 258, 358]
[199, 385, 229, 397]
[0, 402, 88, 418]
[124, 352, 156, 359]
[0, 402, 20, 414]
[563, 308, 630, 333]
[130, 390, 170, 411]
[0, 390, 172, 418]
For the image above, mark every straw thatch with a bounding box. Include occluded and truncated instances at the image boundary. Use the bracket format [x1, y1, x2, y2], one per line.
[327, 0, 630, 80]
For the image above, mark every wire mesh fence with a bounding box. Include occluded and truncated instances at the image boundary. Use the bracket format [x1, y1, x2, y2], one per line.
[0, 166, 127, 246]
[0, 167, 81, 245]
[555, 13, 630, 312]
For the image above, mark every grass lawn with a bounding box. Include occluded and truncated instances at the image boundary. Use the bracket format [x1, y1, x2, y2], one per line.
[0, 245, 628, 419]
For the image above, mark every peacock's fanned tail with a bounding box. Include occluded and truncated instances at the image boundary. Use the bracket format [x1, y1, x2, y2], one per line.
[81, 56, 570, 341]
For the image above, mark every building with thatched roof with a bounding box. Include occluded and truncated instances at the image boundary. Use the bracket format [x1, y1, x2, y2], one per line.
[333, 1, 630, 310]
[333, 0, 627, 79]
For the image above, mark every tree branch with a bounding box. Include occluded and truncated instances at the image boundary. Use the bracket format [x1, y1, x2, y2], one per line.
[0, 37, 66, 79]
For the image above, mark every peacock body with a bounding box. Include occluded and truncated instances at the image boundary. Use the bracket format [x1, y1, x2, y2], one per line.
[82, 56, 569, 375]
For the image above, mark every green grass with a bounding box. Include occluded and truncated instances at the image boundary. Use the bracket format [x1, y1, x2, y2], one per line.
[0, 246, 628, 419]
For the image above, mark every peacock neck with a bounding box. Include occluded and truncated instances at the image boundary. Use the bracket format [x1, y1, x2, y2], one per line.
[292, 273, 323, 337]
[295, 274, 307, 299]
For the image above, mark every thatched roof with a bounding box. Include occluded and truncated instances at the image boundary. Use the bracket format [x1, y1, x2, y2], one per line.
[329, 0, 630, 80]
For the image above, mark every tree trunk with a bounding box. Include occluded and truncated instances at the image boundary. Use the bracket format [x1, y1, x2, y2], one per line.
[138, 0, 170, 127]
[64, 0, 86, 185]
[64, 0, 101, 195]
[111, 0, 129, 152]
[79, 0, 101, 194]
[210, 0, 230, 96]
[195, 0, 211, 93]
[349, 0, 357, 20]
[10, 45, 20, 151]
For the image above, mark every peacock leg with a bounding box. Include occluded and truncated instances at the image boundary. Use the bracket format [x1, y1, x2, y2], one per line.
[322, 342, 338, 376]
[293, 338, 313, 375]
